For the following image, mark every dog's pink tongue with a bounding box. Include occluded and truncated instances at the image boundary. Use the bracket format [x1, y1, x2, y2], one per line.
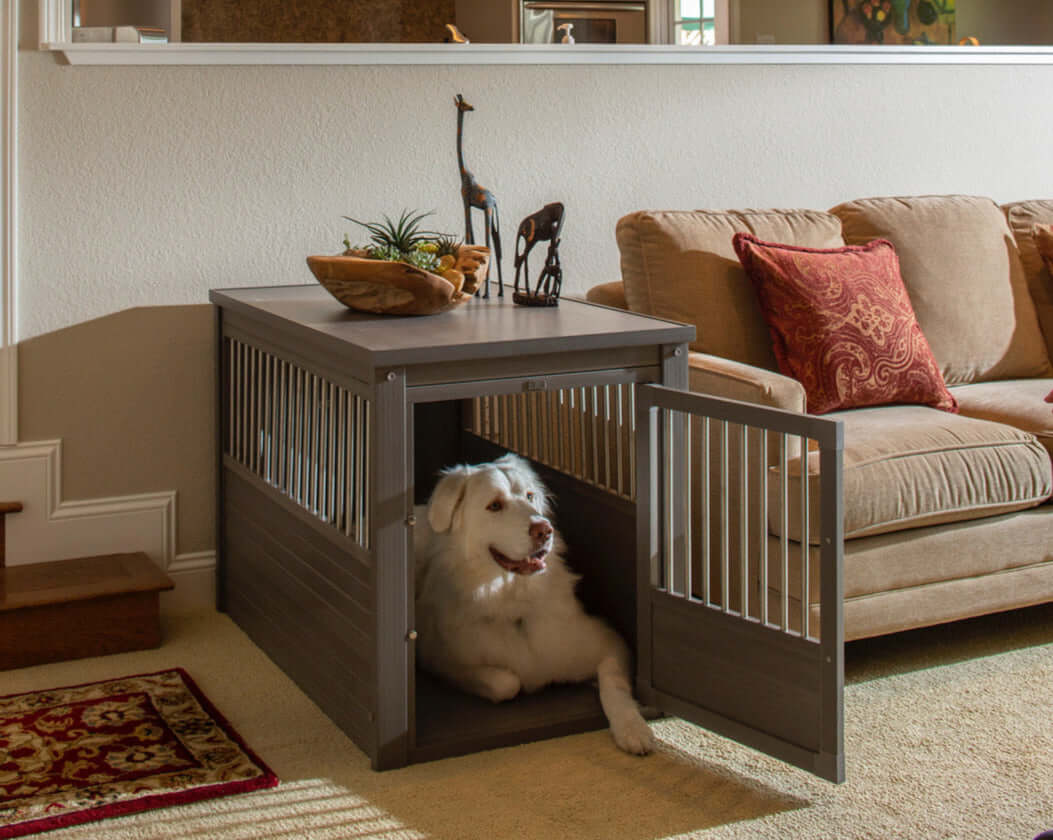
[523, 555, 546, 573]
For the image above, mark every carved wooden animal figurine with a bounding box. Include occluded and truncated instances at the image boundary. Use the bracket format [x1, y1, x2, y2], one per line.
[513, 202, 564, 306]
[455, 94, 503, 298]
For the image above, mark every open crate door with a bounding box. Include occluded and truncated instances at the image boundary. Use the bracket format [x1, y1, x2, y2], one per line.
[635, 385, 845, 783]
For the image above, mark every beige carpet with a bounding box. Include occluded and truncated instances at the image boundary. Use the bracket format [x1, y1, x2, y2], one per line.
[4, 605, 1052, 840]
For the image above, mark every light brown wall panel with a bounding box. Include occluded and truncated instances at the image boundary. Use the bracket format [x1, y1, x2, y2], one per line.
[18, 305, 215, 555]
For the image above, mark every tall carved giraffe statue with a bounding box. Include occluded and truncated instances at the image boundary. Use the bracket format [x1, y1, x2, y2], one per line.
[455, 94, 503, 298]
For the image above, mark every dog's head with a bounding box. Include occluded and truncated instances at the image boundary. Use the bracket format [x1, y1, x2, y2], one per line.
[427, 453, 555, 576]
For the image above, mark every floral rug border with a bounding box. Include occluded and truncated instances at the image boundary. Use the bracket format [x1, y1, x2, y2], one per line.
[0, 668, 278, 839]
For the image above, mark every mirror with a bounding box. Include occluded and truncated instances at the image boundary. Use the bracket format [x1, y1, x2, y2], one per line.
[64, 0, 1053, 47]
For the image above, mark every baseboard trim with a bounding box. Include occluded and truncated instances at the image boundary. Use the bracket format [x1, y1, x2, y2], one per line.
[168, 549, 216, 574]
[0, 440, 218, 611]
[0, 439, 177, 561]
[164, 550, 217, 613]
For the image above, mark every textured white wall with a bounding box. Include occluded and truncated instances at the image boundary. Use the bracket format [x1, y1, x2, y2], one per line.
[17, 52, 1053, 339]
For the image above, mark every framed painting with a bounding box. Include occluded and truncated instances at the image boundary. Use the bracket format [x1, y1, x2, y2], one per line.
[831, 0, 956, 45]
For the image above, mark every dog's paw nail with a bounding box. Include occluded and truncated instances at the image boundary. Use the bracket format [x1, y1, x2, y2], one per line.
[613, 720, 656, 755]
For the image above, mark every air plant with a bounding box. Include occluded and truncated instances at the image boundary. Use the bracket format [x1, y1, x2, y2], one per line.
[343, 209, 441, 255]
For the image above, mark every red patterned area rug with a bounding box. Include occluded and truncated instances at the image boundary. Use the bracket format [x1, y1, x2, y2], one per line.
[0, 668, 277, 838]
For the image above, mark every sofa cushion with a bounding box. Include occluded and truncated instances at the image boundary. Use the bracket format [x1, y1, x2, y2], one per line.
[732, 233, 957, 415]
[1003, 200, 1053, 358]
[584, 281, 628, 310]
[952, 378, 1053, 459]
[831, 195, 1053, 385]
[1035, 224, 1053, 303]
[616, 209, 844, 370]
[1034, 223, 1053, 266]
[769, 405, 1053, 543]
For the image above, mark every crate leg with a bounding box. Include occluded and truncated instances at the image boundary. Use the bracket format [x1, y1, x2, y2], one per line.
[372, 370, 411, 770]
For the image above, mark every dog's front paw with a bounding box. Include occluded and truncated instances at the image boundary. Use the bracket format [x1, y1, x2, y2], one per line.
[479, 667, 522, 703]
[610, 714, 656, 756]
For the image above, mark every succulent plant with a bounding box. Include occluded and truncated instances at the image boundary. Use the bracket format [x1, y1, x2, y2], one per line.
[435, 233, 463, 259]
[403, 249, 440, 271]
[343, 209, 439, 255]
[364, 244, 403, 262]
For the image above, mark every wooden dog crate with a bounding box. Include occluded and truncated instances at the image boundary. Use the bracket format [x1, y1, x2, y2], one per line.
[211, 285, 846, 781]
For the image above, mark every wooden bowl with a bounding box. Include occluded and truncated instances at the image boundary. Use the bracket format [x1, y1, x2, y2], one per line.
[307, 245, 490, 316]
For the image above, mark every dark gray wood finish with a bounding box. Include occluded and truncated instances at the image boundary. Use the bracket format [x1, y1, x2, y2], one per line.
[819, 436, 846, 783]
[413, 672, 608, 764]
[210, 286, 693, 369]
[663, 344, 689, 597]
[214, 286, 697, 770]
[413, 401, 465, 504]
[635, 389, 658, 706]
[634, 384, 845, 783]
[216, 305, 228, 611]
[373, 370, 411, 771]
[222, 465, 378, 757]
[651, 592, 822, 749]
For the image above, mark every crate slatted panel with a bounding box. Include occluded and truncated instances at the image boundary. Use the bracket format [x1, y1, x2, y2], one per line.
[226, 337, 372, 550]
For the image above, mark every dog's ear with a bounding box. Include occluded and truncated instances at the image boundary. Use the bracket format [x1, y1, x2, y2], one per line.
[428, 466, 472, 533]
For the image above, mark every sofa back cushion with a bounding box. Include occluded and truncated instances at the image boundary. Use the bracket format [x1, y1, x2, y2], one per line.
[830, 195, 1052, 386]
[1002, 200, 1053, 360]
[616, 209, 844, 370]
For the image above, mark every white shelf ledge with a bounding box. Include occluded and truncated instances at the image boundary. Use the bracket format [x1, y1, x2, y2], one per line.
[44, 42, 1053, 67]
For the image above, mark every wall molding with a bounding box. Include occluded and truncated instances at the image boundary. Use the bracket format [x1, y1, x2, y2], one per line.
[44, 42, 1053, 67]
[1, 0, 18, 446]
[0, 440, 217, 610]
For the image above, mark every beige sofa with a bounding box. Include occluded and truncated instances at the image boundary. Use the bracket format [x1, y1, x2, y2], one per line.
[590, 195, 1053, 640]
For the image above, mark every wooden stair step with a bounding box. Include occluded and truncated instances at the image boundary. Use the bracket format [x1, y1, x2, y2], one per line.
[0, 501, 23, 568]
[1, 552, 173, 611]
[0, 552, 174, 671]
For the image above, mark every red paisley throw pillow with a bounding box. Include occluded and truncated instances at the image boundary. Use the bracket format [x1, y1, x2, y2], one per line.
[732, 233, 958, 415]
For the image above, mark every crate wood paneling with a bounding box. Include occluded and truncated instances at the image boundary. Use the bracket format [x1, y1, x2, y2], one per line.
[651, 592, 822, 751]
[223, 466, 377, 756]
[413, 671, 608, 764]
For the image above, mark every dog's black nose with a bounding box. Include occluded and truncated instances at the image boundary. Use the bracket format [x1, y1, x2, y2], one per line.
[530, 520, 553, 543]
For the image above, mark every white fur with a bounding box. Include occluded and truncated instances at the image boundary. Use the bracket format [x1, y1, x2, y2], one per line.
[414, 453, 655, 755]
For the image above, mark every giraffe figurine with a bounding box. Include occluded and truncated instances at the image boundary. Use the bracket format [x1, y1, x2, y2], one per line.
[454, 94, 503, 298]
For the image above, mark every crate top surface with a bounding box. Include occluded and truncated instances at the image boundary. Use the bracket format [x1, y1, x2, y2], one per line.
[210, 285, 695, 368]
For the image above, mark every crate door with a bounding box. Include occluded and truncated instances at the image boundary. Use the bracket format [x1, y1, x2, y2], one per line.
[635, 384, 845, 783]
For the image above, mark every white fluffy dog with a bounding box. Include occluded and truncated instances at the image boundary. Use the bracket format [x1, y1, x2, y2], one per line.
[413, 453, 655, 755]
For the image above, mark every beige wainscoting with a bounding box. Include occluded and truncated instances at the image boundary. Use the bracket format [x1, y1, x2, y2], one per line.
[18, 304, 215, 557]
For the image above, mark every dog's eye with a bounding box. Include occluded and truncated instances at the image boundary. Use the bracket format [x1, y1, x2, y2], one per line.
[487, 499, 504, 512]
[526, 492, 536, 502]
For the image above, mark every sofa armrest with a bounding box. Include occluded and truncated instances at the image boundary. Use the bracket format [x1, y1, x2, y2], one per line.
[585, 281, 628, 311]
[688, 352, 806, 414]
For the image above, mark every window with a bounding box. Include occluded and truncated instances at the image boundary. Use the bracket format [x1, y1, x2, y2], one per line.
[674, 0, 715, 46]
